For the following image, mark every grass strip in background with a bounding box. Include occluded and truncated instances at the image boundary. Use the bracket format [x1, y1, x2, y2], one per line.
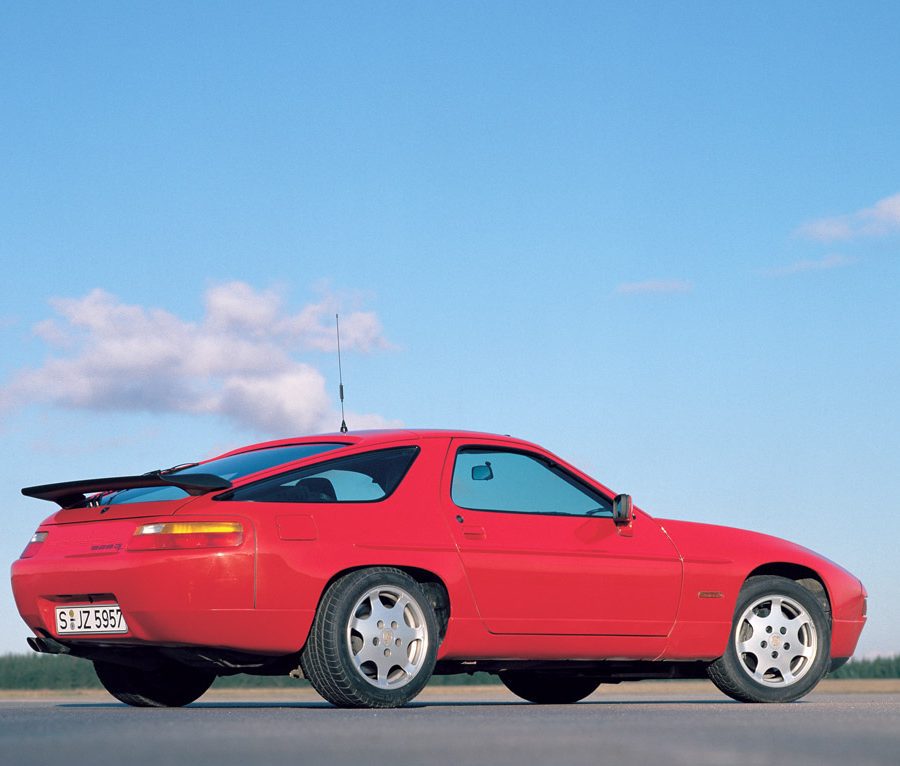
[830, 655, 900, 679]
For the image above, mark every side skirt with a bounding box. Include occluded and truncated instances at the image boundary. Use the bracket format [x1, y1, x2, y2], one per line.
[434, 659, 711, 681]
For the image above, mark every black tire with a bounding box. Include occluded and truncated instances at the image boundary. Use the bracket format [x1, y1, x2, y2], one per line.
[707, 576, 831, 703]
[301, 567, 440, 708]
[499, 671, 600, 704]
[93, 660, 215, 707]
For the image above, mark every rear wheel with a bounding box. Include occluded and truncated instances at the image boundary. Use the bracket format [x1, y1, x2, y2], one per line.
[93, 660, 215, 707]
[301, 568, 439, 708]
[707, 576, 830, 703]
[499, 671, 600, 704]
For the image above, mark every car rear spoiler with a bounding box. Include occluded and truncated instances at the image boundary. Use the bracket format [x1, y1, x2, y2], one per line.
[21, 472, 233, 509]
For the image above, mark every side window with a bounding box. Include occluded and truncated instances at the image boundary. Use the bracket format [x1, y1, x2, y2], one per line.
[452, 448, 612, 518]
[224, 447, 419, 503]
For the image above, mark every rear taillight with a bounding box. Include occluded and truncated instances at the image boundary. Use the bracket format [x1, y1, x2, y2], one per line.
[128, 521, 243, 551]
[20, 531, 48, 559]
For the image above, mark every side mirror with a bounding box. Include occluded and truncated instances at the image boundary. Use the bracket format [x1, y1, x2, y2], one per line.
[612, 494, 633, 525]
[471, 462, 493, 481]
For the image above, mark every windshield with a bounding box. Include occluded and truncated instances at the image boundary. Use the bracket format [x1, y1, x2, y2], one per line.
[101, 443, 346, 505]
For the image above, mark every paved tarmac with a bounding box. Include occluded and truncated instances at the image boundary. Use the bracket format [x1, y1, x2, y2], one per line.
[1, 683, 898, 766]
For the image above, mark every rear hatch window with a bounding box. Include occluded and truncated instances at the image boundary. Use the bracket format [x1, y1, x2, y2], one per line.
[49, 443, 346, 523]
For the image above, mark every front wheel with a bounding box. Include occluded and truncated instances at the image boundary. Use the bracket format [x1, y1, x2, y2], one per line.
[499, 671, 600, 704]
[707, 576, 831, 703]
[301, 568, 439, 708]
[94, 660, 215, 707]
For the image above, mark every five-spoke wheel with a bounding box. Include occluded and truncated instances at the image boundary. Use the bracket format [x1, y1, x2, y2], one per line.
[733, 593, 818, 687]
[302, 568, 439, 708]
[347, 584, 430, 690]
[708, 576, 831, 702]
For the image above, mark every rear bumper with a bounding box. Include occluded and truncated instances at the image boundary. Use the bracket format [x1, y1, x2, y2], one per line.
[11, 540, 312, 656]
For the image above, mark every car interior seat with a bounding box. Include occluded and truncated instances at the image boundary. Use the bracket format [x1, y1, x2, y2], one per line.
[294, 476, 337, 502]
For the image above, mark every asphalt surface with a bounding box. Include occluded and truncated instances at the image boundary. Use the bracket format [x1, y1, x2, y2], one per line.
[1, 685, 898, 766]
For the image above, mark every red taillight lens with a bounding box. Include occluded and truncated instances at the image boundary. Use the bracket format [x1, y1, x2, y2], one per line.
[21, 531, 48, 559]
[128, 521, 244, 551]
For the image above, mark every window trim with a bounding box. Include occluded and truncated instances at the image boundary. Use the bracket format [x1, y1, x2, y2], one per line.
[206, 441, 351, 464]
[215, 446, 421, 504]
[450, 445, 614, 519]
[100, 442, 351, 506]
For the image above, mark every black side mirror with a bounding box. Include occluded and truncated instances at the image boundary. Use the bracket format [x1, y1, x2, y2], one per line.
[612, 494, 633, 525]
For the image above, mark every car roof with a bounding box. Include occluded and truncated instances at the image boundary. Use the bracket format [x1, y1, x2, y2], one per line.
[213, 429, 541, 460]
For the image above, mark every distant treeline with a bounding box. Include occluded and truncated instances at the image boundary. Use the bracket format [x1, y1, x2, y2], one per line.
[0, 652, 895, 689]
[830, 655, 900, 679]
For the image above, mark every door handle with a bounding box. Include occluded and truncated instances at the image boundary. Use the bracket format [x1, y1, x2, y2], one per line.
[462, 526, 486, 540]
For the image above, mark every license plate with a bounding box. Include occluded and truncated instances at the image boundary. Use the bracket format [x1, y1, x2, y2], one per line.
[55, 604, 128, 635]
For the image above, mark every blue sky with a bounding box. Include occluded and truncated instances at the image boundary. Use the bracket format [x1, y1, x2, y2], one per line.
[1, 2, 898, 656]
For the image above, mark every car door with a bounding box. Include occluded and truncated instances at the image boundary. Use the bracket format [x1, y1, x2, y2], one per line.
[444, 439, 682, 636]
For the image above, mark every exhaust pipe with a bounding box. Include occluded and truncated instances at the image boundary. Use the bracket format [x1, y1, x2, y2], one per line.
[27, 636, 70, 655]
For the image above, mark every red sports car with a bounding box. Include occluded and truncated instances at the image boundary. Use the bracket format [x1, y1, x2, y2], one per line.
[11, 429, 866, 708]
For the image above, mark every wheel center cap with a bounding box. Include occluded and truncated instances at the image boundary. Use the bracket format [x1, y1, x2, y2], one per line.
[771, 635, 781, 649]
[383, 630, 394, 644]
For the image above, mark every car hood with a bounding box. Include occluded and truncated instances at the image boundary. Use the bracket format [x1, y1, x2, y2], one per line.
[656, 517, 860, 587]
[658, 518, 831, 564]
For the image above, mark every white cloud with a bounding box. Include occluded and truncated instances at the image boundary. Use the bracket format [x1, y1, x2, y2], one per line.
[763, 253, 858, 277]
[1, 283, 396, 436]
[796, 192, 900, 242]
[216, 368, 331, 434]
[616, 279, 693, 295]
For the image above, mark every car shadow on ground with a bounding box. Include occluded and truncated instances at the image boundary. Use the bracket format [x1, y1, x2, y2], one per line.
[58, 698, 734, 710]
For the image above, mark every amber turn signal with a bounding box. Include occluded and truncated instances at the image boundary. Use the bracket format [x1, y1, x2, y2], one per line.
[128, 521, 243, 551]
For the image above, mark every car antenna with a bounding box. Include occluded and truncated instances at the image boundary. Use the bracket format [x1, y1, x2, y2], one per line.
[336, 313, 348, 433]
